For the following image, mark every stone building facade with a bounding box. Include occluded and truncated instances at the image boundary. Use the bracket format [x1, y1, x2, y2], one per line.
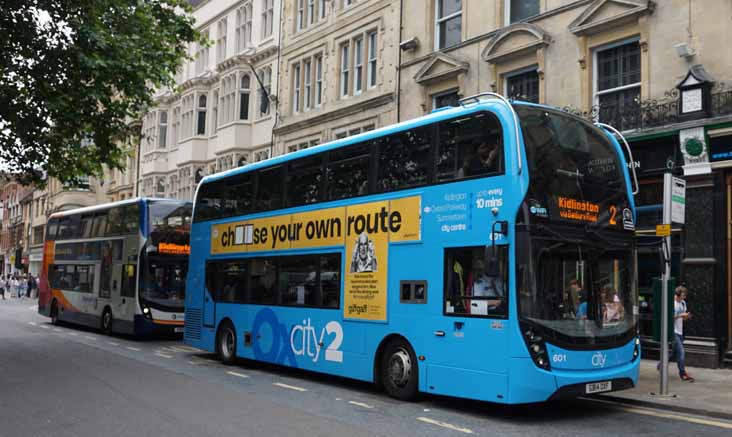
[273, 0, 400, 154]
[138, 0, 281, 201]
[397, 0, 732, 367]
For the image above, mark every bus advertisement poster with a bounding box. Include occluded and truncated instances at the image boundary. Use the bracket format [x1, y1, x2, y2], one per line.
[209, 196, 422, 321]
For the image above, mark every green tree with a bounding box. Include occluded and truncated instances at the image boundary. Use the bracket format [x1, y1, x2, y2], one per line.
[0, 1, 204, 186]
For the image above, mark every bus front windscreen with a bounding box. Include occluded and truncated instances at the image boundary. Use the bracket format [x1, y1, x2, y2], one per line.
[517, 234, 637, 347]
[141, 201, 192, 312]
[516, 105, 632, 229]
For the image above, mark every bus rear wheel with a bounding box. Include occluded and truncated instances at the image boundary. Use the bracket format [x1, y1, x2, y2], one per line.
[216, 321, 237, 365]
[50, 300, 60, 325]
[381, 338, 419, 401]
[101, 308, 113, 335]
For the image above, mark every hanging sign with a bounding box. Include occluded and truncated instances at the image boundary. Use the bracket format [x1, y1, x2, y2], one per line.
[671, 177, 686, 225]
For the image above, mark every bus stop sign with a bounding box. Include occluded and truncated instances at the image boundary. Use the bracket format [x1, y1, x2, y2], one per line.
[671, 177, 686, 224]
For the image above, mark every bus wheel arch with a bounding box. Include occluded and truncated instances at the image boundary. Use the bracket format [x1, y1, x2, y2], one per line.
[216, 318, 237, 365]
[101, 306, 113, 335]
[375, 335, 419, 401]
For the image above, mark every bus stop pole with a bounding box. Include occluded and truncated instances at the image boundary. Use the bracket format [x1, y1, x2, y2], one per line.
[660, 172, 672, 395]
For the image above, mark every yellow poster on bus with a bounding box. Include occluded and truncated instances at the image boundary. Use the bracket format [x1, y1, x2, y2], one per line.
[209, 196, 421, 321]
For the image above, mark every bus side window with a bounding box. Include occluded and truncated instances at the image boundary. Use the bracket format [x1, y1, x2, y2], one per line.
[444, 246, 508, 317]
[120, 264, 136, 297]
[377, 126, 432, 192]
[250, 258, 277, 304]
[124, 204, 140, 234]
[436, 112, 503, 182]
[257, 167, 284, 211]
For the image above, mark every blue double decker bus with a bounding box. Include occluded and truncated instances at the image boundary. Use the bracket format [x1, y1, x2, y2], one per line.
[184, 94, 640, 403]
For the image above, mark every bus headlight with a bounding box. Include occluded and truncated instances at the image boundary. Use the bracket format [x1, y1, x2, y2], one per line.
[521, 324, 550, 370]
[143, 307, 152, 320]
[632, 337, 640, 361]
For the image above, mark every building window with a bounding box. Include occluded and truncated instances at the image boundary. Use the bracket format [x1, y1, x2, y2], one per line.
[254, 149, 270, 162]
[158, 110, 168, 149]
[172, 106, 181, 146]
[293, 63, 301, 113]
[262, 0, 274, 39]
[506, 68, 539, 103]
[432, 89, 459, 109]
[236, 4, 252, 52]
[182, 94, 195, 138]
[595, 40, 641, 130]
[221, 74, 237, 125]
[216, 18, 227, 63]
[297, 0, 305, 31]
[343, 0, 355, 8]
[353, 37, 363, 95]
[367, 31, 377, 88]
[304, 60, 312, 111]
[319, 0, 326, 19]
[239, 74, 250, 120]
[195, 29, 210, 75]
[287, 139, 319, 153]
[259, 66, 272, 117]
[197, 95, 207, 136]
[143, 112, 156, 153]
[315, 55, 323, 106]
[435, 0, 462, 50]
[340, 44, 349, 97]
[506, 0, 539, 24]
[211, 89, 219, 131]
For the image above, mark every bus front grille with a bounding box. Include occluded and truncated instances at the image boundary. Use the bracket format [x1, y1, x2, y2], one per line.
[184, 308, 202, 340]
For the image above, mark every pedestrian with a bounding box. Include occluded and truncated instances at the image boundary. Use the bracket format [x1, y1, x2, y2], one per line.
[0, 274, 5, 300]
[658, 285, 695, 382]
[27, 274, 35, 298]
[12, 275, 20, 299]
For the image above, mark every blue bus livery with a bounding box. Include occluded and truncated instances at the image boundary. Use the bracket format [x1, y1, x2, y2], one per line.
[184, 93, 640, 403]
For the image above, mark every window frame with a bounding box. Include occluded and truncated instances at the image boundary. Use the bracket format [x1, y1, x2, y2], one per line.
[504, 66, 540, 103]
[340, 44, 350, 98]
[592, 37, 642, 123]
[435, 0, 462, 50]
[505, 0, 540, 25]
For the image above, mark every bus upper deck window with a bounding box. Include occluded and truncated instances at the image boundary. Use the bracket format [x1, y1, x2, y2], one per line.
[437, 112, 503, 182]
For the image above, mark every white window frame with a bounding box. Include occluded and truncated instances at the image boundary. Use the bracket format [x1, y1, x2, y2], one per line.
[263, 0, 274, 39]
[353, 37, 363, 95]
[592, 37, 642, 110]
[435, 0, 462, 50]
[315, 55, 323, 106]
[319, 0, 327, 19]
[367, 31, 377, 89]
[293, 63, 301, 113]
[340, 44, 349, 98]
[211, 89, 219, 132]
[171, 106, 181, 146]
[158, 110, 168, 149]
[195, 29, 210, 76]
[297, 0, 305, 32]
[216, 18, 227, 63]
[196, 94, 207, 136]
[304, 59, 312, 111]
[239, 74, 251, 121]
[308, 0, 316, 25]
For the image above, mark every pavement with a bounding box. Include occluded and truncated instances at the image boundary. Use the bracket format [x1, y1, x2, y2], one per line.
[596, 359, 732, 420]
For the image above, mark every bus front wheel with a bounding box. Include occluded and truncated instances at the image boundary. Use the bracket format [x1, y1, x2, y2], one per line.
[381, 338, 419, 401]
[216, 321, 237, 365]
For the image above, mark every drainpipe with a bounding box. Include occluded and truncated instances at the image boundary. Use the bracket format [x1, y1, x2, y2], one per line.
[396, 0, 404, 123]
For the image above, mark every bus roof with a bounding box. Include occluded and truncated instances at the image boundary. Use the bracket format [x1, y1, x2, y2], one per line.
[49, 197, 191, 219]
[201, 99, 555, 185]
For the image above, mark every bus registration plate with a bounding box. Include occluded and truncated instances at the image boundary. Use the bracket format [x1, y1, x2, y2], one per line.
[174, 327, 184, 333]
[585, 381, 612, 394]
